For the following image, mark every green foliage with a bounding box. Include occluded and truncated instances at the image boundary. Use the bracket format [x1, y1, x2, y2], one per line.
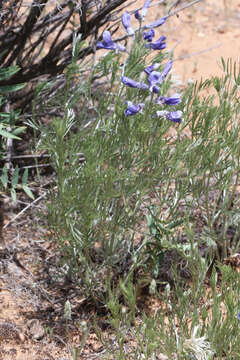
[37, 20, 240, 296]
[0, 66, 26, 141]
[145, 207, 184, 278]
[32, 12, 240, 359]
[6, 1, 240, 358]
[36, 35, 182, 299]
[0, 166, 34, 201]
[181, 59, 240, 260]
[0, 66, 33, 200]
[0, 66, 25, 91]
[95, 258, 240, 359]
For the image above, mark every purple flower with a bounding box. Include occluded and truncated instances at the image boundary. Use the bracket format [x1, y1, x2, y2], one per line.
[122, 12, 135, 36]
[156, 93, 181, 105]
[161, 60, 173, 79]
[144, 63, 160, 75]
[142, 0, 152, 18]
[143, 29, 155, 42]
[135, 0, 152, 21]
[146, 35, 166, 50]
[145, 16, 167, 29]
[134, 10, 141, 21]
[121, 76, 149, 90]
[148, 71, 163, 86]
[238, 312, 240, 320]
[124, 101, 145, 116]
[167, 111, 182, 123]
[151, 85, 160, 94]
[147, 60, 173, 91]
[156, 110, 182, 123]
[148, 70, 162, 93]
[97, 31, 125, 52]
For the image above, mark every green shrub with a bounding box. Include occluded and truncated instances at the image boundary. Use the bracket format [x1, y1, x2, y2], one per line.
[0, 66, 34, 200]
[36, 12, 240, 304]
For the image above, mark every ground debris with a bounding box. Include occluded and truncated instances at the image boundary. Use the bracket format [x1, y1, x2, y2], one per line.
[0, 321, 25, 342]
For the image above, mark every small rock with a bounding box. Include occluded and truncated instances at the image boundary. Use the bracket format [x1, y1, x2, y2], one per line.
[216, 25, 227, 34]
[27, 319, 45, 340]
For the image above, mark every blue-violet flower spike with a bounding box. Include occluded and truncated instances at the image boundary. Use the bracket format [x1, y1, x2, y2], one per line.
[146, 35, 166, 50]
[145, 16, 167, 29]
[125, 101, 145, 116]
[157, 93, 181, 105]
[122, 12, 135, 36]
[121, 76, 149, 90]
[143, 29, 155, 42]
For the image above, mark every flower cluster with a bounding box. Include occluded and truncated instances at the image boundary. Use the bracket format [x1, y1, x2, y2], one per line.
[122, 60, 173, 95]
[96, 0, 182, 123]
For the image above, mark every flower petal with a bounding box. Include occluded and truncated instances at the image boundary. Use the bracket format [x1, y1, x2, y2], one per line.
[96, 41, 115, 50]
[124, 101, 145, 116]
[167, 110, 182, 123]
[156, 110, 182, 123]
[148, 71, 163, 86]
[142, 0, 152, 18]
[134, 10, 142, 21]
[97, 31, 116, 50]
[161, 60, 173, 79]
[121, 76, 149, 90]
[122, 11, 131, 29]
[146, 35, 166, 50]
[144, 63, 160, 75]
[143, 29, 155, 42]
[151, 85, 160, 94]
[102, 31, 113, 45]
[97, 31, 126, 52]
[122, 11, 135, 36]
[157, 93, 181, 105]
[145, 16, 167, 29]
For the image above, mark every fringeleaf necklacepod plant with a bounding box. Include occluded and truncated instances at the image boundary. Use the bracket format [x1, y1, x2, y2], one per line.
[44, 0, 185, 301]
[96, 0, 182, 123]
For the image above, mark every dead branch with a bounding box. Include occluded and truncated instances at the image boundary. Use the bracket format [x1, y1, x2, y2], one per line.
[0, 0, 130, 89]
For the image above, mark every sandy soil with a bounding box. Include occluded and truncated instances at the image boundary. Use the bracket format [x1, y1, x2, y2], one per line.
[1, 0, 240, 358]
[164, 0, 240, 83]
[133, 0, 240, 84]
